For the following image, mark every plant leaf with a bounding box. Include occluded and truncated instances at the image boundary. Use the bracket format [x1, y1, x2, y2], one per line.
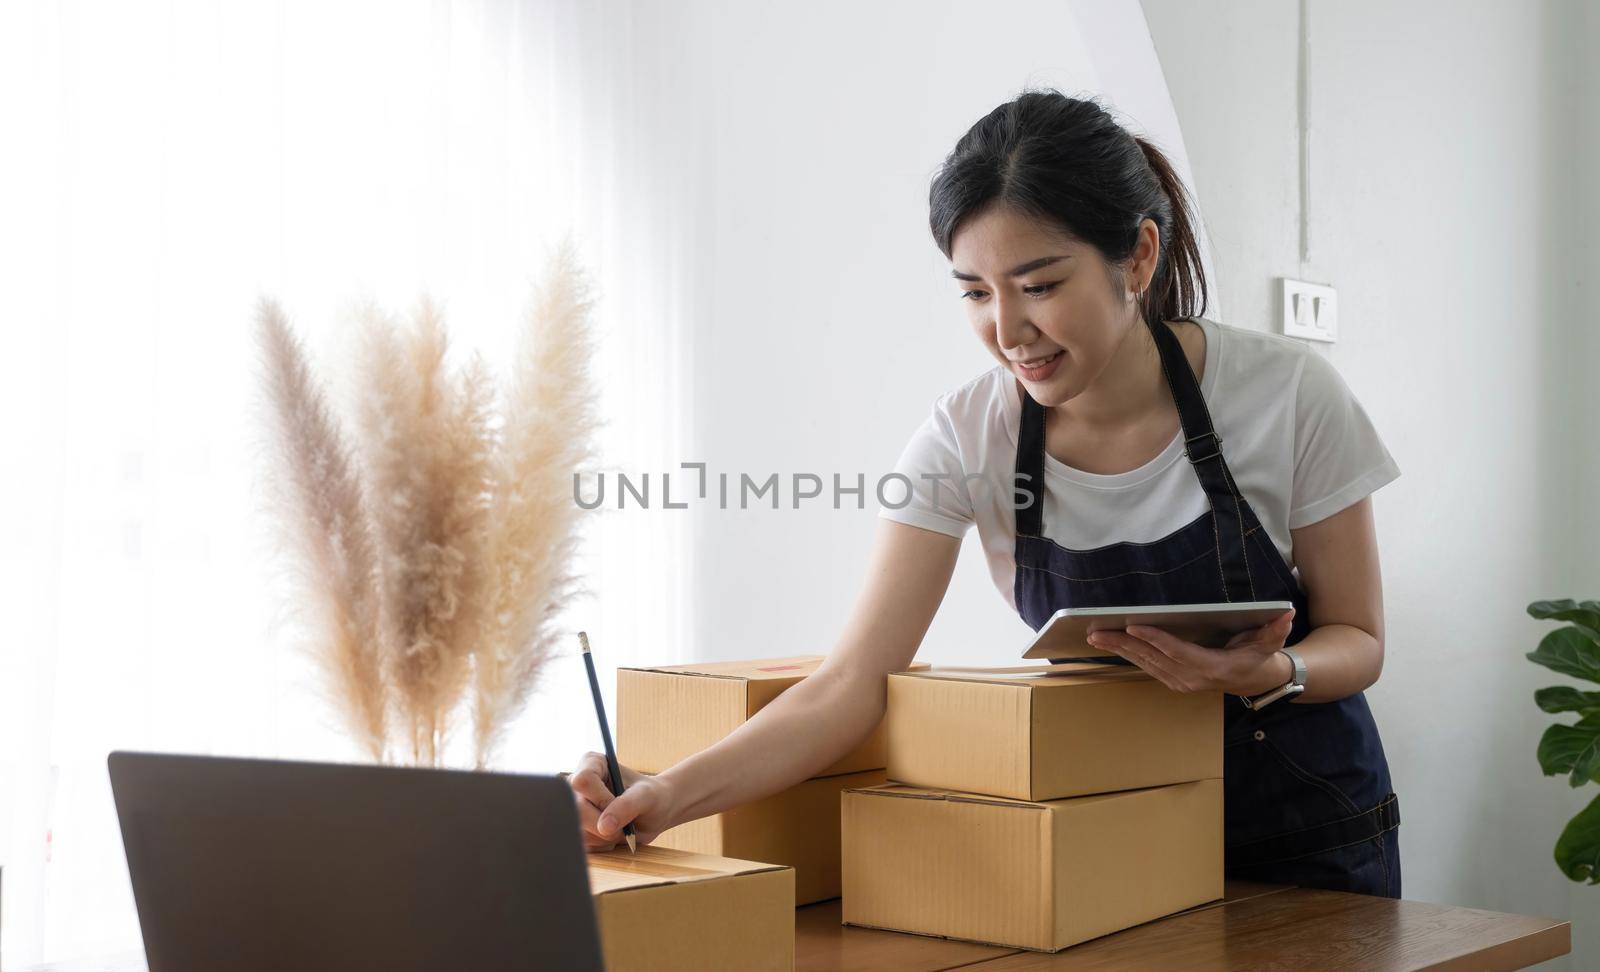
[1575, 737, 1600, 788]
[1555, 792, 1600, 883]
[1537, 719, 1600, 784]
[1536, 685, 1600, 714]
[1528, 600, 1600, 642]
[1526, 627, 1600, 684]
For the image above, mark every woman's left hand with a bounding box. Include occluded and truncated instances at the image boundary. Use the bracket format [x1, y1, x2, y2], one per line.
[1085, 609, 1297, 696]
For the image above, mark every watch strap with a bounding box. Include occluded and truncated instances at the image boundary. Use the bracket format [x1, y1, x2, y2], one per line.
[1241, 647, 1307, 710]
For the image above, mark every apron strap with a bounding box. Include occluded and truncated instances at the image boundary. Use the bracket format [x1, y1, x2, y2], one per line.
[1012, 316, 1257, 601]
[1014, 390, 1049, 537]
[1146, 315, 1257, 602]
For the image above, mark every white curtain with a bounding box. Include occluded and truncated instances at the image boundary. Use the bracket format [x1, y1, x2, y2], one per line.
[0, 0, 688, 962]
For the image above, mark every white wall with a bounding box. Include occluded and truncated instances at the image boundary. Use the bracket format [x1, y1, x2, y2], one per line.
[662, 0, 1204, 669]
[1567, 5, 1600, 609]
[1141, 0, 1599, 965]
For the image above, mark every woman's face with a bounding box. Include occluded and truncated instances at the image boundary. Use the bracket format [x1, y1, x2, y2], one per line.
[949, 204, 1152, 408]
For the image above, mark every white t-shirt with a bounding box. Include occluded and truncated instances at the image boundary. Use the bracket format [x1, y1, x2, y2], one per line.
[877, 316, 1401, 611]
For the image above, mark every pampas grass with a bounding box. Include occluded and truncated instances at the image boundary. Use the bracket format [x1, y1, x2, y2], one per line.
[256, 239, 599, 768]
[356, 297, 496, 766]
[256, 298, 390, 763]
[472, 242, 599, 769]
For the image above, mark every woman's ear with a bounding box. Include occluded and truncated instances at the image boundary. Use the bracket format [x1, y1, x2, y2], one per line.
[1130, 217, 1161, 294]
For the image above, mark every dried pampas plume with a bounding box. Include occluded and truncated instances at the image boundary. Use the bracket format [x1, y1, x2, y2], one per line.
[473, 242, 599, 769]
[256, 239, 599, 768]
[356, 297, 496, 766]
[256, 298, 390, 762]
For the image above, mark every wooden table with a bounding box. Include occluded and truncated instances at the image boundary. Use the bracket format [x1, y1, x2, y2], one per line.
[16, 882, 1572, 971]
[796, 881, 1571, 971]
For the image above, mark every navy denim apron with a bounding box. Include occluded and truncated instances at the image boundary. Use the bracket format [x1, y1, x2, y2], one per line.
[1014, 315, 1401, 898]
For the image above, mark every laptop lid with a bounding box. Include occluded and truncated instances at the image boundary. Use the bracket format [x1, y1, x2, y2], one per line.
[108, 751, 603, 971]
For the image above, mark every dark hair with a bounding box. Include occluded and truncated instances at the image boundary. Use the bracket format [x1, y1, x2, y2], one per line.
[928, 88, 1208, 330]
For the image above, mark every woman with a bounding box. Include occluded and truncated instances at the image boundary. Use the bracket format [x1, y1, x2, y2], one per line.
[568, 89, 1402, 898]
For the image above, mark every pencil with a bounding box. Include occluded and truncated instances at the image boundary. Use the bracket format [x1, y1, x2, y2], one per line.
[579, 631, 636, 853]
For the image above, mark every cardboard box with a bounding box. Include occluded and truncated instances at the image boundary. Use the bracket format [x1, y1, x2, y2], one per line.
[589, 844, 794, 970]
[885, 667, 1221, 801]
[653, 768, 887, 904]
[841, 778, 1223, 952]
[618, 656, 913, 777]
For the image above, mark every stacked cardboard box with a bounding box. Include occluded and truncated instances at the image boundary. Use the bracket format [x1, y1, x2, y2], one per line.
[842, 665, 1226, 952]
[617, 656, 911, 904]
[589, 844, 793, 970]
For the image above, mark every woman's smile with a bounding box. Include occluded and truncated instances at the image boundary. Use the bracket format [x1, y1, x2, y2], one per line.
[1014, 349, 1064, 381]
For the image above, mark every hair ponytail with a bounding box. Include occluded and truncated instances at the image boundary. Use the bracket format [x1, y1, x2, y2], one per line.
[929, 89, 1209, 330]
[1131, 135, 1209, 330]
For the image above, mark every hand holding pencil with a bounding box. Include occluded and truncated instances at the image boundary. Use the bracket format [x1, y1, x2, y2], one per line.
[578, 630, 636, 852]
[567, 631, 676, 853]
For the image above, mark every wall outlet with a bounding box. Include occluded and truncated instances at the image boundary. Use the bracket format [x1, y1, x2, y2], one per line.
[1280, 278, 1337, 343]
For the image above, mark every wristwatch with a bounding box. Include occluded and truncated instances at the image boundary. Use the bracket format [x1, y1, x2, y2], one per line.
[1241, 646, 1307, 710]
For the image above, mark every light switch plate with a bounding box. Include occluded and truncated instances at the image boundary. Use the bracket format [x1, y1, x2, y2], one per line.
[1280, 278, 1337, 343]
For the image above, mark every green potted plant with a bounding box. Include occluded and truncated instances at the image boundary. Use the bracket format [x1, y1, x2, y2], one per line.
[1528, 598, 1600, 881]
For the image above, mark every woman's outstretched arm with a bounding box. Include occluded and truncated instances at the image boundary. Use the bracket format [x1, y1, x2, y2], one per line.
[569, 518, 962, 850]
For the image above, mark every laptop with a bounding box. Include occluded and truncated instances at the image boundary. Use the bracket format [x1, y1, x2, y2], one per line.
[108, 751, 604, 971]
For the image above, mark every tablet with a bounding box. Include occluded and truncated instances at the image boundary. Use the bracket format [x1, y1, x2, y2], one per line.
[1021, 600, 1295, 661]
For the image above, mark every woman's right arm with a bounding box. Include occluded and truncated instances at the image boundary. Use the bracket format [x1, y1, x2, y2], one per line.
[569, 517, 962, 851]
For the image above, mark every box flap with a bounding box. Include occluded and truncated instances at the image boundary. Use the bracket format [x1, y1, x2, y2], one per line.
[892, 664, 1150, 688]
[842, 781, 1050, 810]
[619, 655, 823, 681]
[625, 656, 929, 683]
[588, 845, 787, 896]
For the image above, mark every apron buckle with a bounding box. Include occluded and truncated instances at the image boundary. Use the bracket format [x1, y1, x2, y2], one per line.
[1183, 430, 1224, 464]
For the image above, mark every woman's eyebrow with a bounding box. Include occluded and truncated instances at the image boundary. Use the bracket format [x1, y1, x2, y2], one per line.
[950, 254, 1072, 282]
